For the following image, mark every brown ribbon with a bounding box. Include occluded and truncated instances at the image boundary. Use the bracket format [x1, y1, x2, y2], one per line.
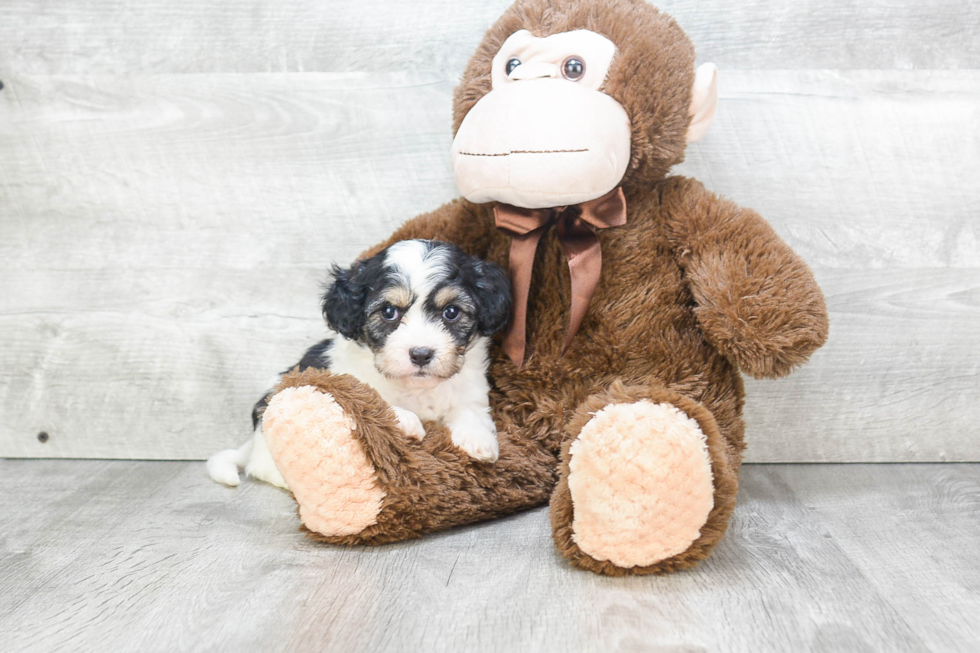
[494, 187, 627, 367]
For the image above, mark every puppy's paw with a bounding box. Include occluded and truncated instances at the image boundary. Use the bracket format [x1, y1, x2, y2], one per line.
[451, 426, 499, 463]
[393, 407, 426, 440]
[207, 449, 242, 487]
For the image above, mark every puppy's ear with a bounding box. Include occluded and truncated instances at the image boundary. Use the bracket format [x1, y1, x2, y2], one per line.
[471, 260, 512, 336]
[323, 263, 367, 340]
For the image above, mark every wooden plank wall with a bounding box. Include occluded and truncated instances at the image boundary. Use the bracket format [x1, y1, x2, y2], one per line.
[1, 0, 977, 461]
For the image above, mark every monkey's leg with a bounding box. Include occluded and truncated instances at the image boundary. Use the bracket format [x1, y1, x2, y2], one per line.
[549, 381, 740, 575]
[262, 368, 558, 545]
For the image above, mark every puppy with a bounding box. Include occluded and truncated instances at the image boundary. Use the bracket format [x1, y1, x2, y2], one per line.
[208, 239, 512, 489]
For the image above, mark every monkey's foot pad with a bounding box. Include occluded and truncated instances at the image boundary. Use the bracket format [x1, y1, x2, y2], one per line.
[568, 400, 714, 567]
[263, 385, 385, 537]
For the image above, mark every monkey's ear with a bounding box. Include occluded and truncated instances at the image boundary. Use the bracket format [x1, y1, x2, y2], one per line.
[686, 63, 719, 143]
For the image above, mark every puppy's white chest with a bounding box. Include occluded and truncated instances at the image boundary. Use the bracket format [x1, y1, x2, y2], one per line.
[385, 386, 454, 422]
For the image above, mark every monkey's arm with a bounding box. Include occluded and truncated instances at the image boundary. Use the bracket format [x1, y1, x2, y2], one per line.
[358, 199, 495, 259]
[661, 177, 829, 379]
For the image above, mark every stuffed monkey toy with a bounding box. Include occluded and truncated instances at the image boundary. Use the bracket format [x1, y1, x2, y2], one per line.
[261, 0, 828, 576]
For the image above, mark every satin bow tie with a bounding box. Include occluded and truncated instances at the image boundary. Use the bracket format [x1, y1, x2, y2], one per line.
[493, 187, 627, 367]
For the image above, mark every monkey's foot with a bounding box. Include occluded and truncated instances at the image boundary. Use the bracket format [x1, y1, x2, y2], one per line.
[263, 385, 385, 537]
[564, 401, 714, 569]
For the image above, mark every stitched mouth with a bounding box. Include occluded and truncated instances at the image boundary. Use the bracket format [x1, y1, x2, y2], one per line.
[458, 148, 589, 157]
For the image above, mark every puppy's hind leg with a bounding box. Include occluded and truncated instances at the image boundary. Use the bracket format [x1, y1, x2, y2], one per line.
[228, 341, 333, 491]
[245, 427, 289, 490]
[207, 438, 254, 487]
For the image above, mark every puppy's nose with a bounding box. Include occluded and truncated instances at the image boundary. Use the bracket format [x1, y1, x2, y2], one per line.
[409, 347, 435, 367]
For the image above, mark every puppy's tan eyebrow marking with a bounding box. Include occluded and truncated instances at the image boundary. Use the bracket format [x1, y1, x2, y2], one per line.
[434, 287, 461, 306]
[380, 286, 413, 307]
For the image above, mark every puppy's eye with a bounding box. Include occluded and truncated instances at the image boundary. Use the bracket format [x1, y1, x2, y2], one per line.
[381, 305, 400, 322]
[562, 57, 585, 81]
[442, 305, 461, 322]
[505, 58, 521, 75]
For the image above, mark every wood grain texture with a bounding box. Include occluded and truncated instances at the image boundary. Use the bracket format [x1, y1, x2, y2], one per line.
[676, 71, 980, 270]
[746, 268, 980, 462]
[2, 460, 978, 652]
[767, 464, 980, 652]
[1, 0, 977, 75]
[2, 69, 976, 461]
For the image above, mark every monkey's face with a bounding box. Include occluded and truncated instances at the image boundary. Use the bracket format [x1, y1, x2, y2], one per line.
[451, 29, 631, 209]
[450, 1, 719, 211]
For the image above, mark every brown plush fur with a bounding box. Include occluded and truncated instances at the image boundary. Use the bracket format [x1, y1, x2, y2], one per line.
[272, 0, 828, 574]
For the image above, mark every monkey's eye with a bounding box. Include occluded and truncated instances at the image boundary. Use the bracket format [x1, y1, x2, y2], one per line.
[380, 304, 401, 322]
[505, 58, 521, 75]
[442, 305, 461, 322]
[562, 57, 585, 81]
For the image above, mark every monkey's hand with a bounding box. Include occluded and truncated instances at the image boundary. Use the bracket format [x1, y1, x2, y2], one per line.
[662, 177, 829, 379]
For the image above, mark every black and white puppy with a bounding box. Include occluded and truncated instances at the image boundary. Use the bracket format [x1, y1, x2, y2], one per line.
[208, 239, 512, 489]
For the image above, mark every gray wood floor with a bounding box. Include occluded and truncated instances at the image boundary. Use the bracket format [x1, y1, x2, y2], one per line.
[1, 460, 978, 652]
